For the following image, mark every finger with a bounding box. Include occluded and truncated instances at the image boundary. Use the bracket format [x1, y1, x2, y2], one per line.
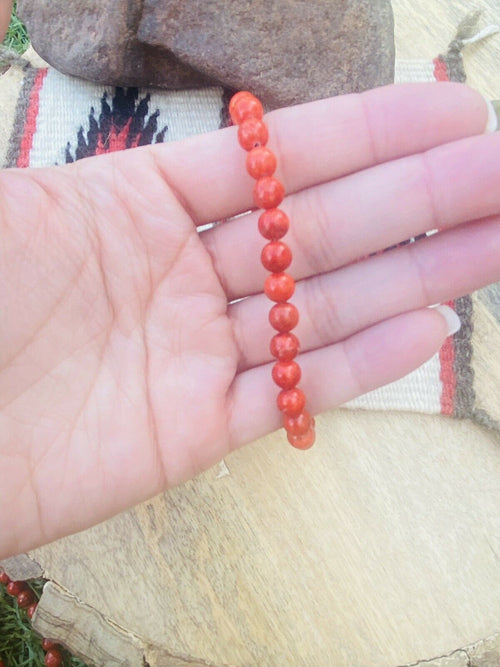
[203, 131, 500, 300]
[143, 83, 490, 224]
[228, 307, 451, 447]
[230, 215, 500, 371]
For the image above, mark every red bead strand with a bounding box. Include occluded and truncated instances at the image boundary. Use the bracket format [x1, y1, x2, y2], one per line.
[230, 91, 315, 449]
[17, 588, 35, 608]
[6, 580, 26, 596]
[0, 568, 69, 663]
[44, 648, 63, 667]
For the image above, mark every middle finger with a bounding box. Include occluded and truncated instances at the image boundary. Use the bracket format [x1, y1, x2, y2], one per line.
[202, 131, 500, 301]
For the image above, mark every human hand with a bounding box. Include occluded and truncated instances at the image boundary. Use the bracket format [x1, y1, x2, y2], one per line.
[1, 82, 498, 558]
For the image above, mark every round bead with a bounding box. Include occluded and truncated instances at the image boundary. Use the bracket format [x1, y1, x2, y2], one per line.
[258, 209, 290, 240]
[253, 177, 285, 209]
[0, 571, 10, 585]
[261, 241, 292, 272]
[284, 410, 313, 436]
[27, 602, 38, 619]
[246, 146, 277, 179]
[42, 639, 58, 651]
[277, 387, 306, 416]
[229, 91, 252, 117]
[17, 589, 35, 608]
[269, 302, 299, 332]
[238, 117, 268, 151]
[287, 427, 316, 450]
[272, 361, 302, 390]
[264, 272, 295, 302]
[229, 92, 263, 125]
[6, 580, 26, 596]
[44, 649, 63, 667]
[271, 333, 300, 362]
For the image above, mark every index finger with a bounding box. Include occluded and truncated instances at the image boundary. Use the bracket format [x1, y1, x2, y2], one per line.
[142, 82, 490, 225]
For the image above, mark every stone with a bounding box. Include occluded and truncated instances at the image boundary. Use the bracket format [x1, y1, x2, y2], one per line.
[17, 0, 213, 89]
[18, 0, 394, 109]
[138, 0, 395, 108]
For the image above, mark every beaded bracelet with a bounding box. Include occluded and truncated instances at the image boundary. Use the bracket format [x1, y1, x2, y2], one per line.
[229, 92, 316, 450]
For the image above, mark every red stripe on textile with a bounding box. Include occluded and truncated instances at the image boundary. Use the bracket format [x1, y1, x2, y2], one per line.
[17, 68, 49, 168]
[433, 57, 450, 82]
[439, 300, 456, 415]
[434, 58, 455, 414]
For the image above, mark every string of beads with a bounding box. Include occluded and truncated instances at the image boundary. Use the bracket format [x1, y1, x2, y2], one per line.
[229, 91, 316, 450]
[0, 569, 66, 666]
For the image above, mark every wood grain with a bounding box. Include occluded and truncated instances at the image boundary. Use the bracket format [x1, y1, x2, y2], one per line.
[30, 581, 213, 666]
[472, 298, 500, 424]
[16, 1, 500, 665]
[31, 411, 500, 666]
[0, 553, 43, 581]
[32, 581, 145, 666]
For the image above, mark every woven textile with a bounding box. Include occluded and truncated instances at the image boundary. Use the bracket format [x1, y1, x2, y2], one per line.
[0, 52, 498, 430]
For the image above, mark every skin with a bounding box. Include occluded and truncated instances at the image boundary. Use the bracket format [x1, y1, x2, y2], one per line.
[0, 82, 499, 558]
[0, 0, 13, 44]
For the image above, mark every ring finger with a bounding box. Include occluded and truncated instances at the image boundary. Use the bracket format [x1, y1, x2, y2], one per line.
[230, 215, 500, 371]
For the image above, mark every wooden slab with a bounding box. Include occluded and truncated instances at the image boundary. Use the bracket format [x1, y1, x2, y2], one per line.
[30, 411, 500, 666]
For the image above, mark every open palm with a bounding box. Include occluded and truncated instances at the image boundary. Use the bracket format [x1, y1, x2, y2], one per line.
[1, 82, 499, 558]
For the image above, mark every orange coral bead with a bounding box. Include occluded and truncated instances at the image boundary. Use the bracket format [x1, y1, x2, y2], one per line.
[258, 208, 290, 240]
[284, 410, 312, 436]
[246, 146, 277, 179]
[270, 332, 300, 361]
[277, 387, 306, 416]
[229, 92, 264, 125]
[272, 361, 302, 390]
[264, 272, 295, 302]
[253, 177, 285, 209]
[287, 427, 316, 450]
[238, 117, 268, 151]
[269, 302, 299, 332]
[229, 91, 252, 116]
[261, 241, 292, 272]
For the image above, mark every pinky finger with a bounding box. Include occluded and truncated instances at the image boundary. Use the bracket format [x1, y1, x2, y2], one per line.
[228, 306, 458, 448]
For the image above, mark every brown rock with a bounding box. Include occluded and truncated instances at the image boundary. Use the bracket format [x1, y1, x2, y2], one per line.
[17, 0, 213, 89]
[18, 0, 394, 109]
[138, 0, 395, 108]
